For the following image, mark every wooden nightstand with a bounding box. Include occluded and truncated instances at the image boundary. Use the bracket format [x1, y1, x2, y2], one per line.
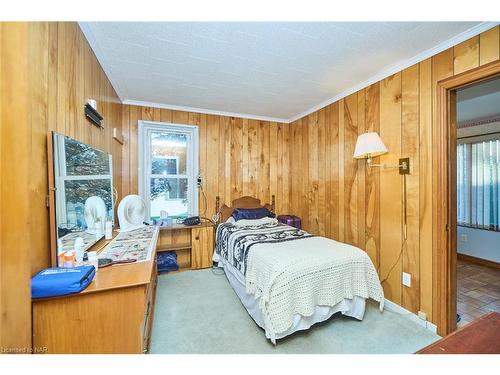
[157, 222, 214, 270]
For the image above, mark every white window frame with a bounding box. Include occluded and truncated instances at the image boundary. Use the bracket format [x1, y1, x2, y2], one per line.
[138, 121, 199, 220]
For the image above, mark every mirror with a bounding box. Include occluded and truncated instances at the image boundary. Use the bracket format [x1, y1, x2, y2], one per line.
[52, 132, 114, 265]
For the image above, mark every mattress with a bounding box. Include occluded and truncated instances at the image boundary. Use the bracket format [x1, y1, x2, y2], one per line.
[218, 257, 366, 341]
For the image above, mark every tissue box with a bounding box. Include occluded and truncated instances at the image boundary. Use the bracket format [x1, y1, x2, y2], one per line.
[277, 215, 302, 229]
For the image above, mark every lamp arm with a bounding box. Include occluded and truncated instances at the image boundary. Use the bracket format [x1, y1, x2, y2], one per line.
[369, 163, 405, 169]
[366, 156, 409, 173]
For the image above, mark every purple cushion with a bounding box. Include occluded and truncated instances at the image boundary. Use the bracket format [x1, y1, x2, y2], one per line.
[232, 207, 273, 221]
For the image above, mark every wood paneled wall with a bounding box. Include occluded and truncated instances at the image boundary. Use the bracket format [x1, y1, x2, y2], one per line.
[29, 22, 123, 274]
[121, 106, 290, 218]
[0, 22, 122, 351]
[1, 22, 32, 353]
[289, 25, 500, 322]
[2, 22, 499, 349]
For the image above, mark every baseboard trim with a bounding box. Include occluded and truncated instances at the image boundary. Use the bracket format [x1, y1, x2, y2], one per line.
[384, 299, 438, 335]
[458, 253, 500, 270]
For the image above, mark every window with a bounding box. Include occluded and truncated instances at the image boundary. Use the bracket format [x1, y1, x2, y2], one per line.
[457, 139, 500, 231]
[139, 121, 199, 220]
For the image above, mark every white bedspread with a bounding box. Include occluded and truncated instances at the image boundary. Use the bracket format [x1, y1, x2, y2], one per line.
[244, 236, 384, 343]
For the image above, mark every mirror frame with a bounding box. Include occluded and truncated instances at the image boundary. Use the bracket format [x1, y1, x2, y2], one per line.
[47, 132, 114, 266]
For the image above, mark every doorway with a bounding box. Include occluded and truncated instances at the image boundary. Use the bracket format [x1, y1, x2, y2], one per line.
[455, 77, 500, 328]
[435, 60, 500, 336]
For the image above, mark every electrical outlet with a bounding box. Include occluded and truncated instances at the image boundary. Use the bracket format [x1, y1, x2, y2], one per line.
[197, 175, 203, 188]
[461, 234, 468, 242]
[402, 272, 411, 287]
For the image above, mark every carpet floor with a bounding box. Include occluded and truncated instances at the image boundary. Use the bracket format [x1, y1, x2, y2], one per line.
[150, 269, 440, 354]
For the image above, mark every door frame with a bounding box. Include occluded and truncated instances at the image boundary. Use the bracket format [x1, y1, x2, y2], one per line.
[434, 60, 500, 336]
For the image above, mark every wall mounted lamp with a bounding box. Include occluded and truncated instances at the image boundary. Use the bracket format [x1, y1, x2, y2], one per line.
[84, 99, 103, 129]
[353, 132, 410, 175]
[353, 131, 410, 241]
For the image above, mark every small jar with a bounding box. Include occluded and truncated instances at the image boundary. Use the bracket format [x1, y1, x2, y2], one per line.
[63, 251, 75, 268]
[58, 251, 66, 267]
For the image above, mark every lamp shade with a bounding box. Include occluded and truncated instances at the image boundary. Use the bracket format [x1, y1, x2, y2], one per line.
[353, 132, 388, 159]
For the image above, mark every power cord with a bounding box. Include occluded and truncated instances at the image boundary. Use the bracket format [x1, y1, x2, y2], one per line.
[200, 189, 208, 216]
[379, 236, 407, 285]
[199, 216, 215, 225]
[196, 175, 208, 217]
[379, 233, 412, 317]
[380, 173, 408, 287]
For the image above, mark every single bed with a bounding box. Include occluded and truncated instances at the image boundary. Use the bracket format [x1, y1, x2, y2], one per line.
[213, 196, 384, 343]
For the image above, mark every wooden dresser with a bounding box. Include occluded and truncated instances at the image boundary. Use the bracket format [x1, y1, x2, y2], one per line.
[32, 222, 215, 353]
[32, 227, 159, 354]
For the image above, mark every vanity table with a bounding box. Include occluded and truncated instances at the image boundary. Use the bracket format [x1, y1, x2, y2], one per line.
[32, 226, 159, 354]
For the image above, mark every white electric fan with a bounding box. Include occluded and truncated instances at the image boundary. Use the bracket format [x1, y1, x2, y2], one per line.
[117, 195, 147, 232]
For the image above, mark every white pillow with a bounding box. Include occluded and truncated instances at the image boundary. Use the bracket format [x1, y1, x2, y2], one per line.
[232, 217, 278, 227]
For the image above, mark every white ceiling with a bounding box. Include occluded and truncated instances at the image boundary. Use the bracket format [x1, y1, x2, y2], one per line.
[80, 22, 494, 122]
[457, 77, 500, 123]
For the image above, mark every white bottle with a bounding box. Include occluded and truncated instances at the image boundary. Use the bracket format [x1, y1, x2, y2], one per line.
[88, 251, 99, 271]
[82, 251, 89, 266]
[105, 217, 113, 240]
[74, 236, 85, 265]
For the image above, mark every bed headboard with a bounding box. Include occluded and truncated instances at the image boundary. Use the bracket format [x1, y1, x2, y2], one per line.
[216, 195, 275, 223]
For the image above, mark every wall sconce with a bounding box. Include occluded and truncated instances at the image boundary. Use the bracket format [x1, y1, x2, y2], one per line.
[84, 99, 103, 128]
[353, 131, 409, 241]
[353, 132, 410, 175]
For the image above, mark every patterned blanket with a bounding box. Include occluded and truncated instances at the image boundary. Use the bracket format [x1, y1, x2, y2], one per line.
[215, 221, 314, 275]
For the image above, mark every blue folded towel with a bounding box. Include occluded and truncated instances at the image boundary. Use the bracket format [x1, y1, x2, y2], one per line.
[31, 266, 96, 299]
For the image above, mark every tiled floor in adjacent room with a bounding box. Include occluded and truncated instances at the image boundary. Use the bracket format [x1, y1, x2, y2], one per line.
[457, 258, 500, 328]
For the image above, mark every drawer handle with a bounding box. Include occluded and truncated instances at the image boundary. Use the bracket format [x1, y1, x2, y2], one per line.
[195, 236, 199, 240]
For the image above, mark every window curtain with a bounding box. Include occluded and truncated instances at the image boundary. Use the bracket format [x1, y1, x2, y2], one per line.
[457, 140, 500, 231]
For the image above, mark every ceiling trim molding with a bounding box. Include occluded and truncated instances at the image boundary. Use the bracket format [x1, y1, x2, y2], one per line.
[122, 99, 290, 123]
[286, 21, 499, 123]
